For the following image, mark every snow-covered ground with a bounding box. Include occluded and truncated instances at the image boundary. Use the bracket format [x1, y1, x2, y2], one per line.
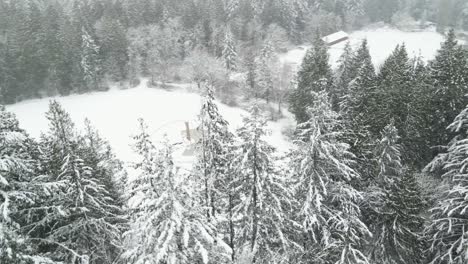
[6, 80, 293, 166]
[279, 25, 445, 70]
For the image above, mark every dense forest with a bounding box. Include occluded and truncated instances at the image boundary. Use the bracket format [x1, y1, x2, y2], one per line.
[2, 0, 468, 264]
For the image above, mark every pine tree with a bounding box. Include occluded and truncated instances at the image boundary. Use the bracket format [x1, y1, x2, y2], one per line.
[425, 104, 468, 264]
[290, 91, 370, 263]
[35, 100, 124, 263]
[124, 119, 230, 263]
[0, 106, 56, 264]
[81, 28, 101, 92]
[365, 124, 425, 264]
[289, 35, 333, 123]
[232, 105, 296, 263]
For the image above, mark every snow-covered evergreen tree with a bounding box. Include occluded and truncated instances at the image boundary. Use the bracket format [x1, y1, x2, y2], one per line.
[36, 100, 124, 263]
[124, 119, 230, 263]
[290, 91, 370, 264]
[425, 104, 468, 264]
[232, 105, 297, 263]
[0, 106, 56, 264]
[365, 124, 425, 264]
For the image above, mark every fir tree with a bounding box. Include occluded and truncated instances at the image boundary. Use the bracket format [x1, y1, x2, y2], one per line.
[290, 91, 370, 264]
[289, 35, 333, 123]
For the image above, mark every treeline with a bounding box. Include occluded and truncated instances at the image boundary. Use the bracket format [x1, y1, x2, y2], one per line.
[1, 0, 467, 104]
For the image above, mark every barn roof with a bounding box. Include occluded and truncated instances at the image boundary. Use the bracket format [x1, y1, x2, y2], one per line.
[322, 31, 349, 44]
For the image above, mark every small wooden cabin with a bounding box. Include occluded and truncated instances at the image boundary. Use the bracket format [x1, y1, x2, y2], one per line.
[322, 31, 349, 46]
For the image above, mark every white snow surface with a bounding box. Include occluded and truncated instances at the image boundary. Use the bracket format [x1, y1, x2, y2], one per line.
[280, 25, 445, 70]
[6, 80, 293, 166]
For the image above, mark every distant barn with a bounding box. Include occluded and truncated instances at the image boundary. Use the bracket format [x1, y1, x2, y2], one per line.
[322, 31, 349, 46]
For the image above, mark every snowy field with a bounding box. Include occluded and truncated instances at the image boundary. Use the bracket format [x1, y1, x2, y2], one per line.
[6, 80, 293, 166]
[279, 25, 445, 70]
